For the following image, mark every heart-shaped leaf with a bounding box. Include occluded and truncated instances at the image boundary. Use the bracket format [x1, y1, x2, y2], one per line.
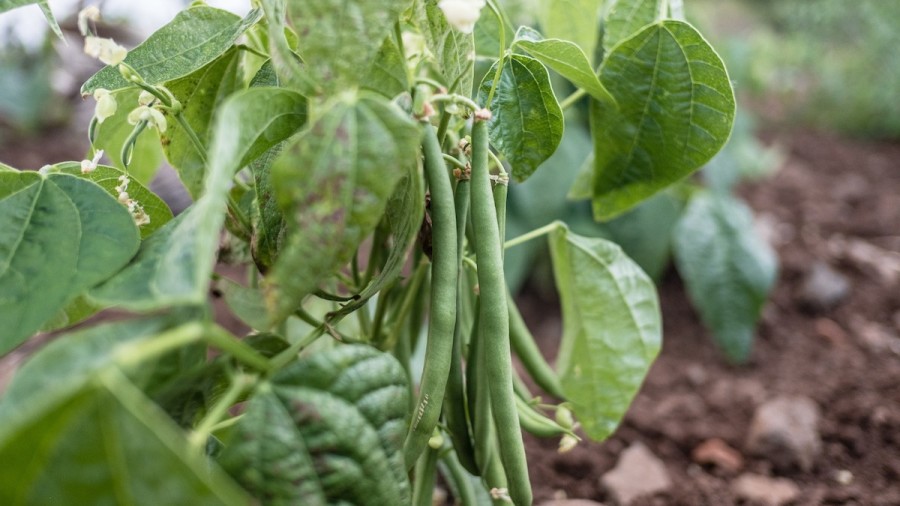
[218, 345, 410, 505]
[415, 0, 476, 95]
[590, 21, 735, 220]
[538, 0, 603, 60]
[477, 54, 564, 181]
[549, 224, 661, 441]
[0, 170, 139, 354]
[672, 192, 777, 362]
[602, 0, 664, 53]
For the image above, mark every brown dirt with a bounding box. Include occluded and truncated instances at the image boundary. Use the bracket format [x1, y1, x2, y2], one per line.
[521, 130, 900, 505]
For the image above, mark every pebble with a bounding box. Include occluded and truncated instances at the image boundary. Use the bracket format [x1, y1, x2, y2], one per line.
[600, 442, 671, 505]
[746, 395, 822, 472]
[732, 473, 800, 506]
[692, 438, 744, 473]
[814, 317, 849, 346]
[798, 261, 850, 310]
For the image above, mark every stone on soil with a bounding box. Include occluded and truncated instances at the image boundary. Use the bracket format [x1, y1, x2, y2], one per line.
[732, 473, 800, 506]
[746, 395, 822, 472]
[692, 438, 744, 473]
[600, 442, 671, 505]
[798, 261, 850, 310]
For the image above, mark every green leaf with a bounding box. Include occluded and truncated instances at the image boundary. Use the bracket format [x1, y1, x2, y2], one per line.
[221, 278, 270, 331]
[333, 160, 425, 318]
[415, 0, 476, 95]
[476, 54, 564, 181]
[590, 21, 735, 220]
[0, 171, 139, 354]
[0, 315, 191, 415]
[549, 225, 660, 441]
[672, 192, 777, 362]
[602, 0, 664, 53]
[90, 87, 307, 311]
[81, 6, 262, 94]
[602, 191, 684, 281]
[513, 26, 615, 104]
[37, 2, 62, 39]
[284, 0, 410, 95]
[265, 94, 419, 322]
[92, 88, 164, 185]
[538, 0, 603, 61]
[0, 0, 45, 15]
[219, 345, 410, 505]
[363, 35, 410, 99]
[473, 5, 508, 58]
[52, 162, 173, 239]
[39, 295, 100, 332]
[0, 369, 247, 505]
[162, 49, 242, 199]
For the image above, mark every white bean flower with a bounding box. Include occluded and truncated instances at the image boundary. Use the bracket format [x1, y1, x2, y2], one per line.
[92, 88, 117, 124]
[84, 36, 127, 66]
[127, 105, 168, 133]
[438, 0, 486, 34]
[80, 150, 104, 174]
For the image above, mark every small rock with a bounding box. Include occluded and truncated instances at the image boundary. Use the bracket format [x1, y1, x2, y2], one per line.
[814, 318, 849, 346]
[600, 442, 671, 505]
[798, 261, 850, 310]
[692, 438, 744, 473]
[833, 469, 853, 485]
[851, 317, 900, 355]
[732, 473, 800, 506]
[746, 396, 822, 472]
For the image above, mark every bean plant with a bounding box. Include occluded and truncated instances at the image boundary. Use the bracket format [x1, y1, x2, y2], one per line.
[0, 0, 734, 504]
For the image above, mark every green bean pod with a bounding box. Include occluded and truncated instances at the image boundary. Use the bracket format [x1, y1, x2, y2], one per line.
[508, 295, 566, 399]
[439, 447, 479, 506]
[412, 447, 439, 506]
[470, 117, 532, 505]
[514, 396, 572, 439]
[403, 123, 459, 468]
[444, 174, 479, 475]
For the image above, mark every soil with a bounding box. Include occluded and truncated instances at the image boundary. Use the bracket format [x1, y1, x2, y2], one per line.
[520, 130, 900, 505]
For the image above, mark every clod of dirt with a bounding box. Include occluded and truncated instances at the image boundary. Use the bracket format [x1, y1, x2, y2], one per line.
[732, 473, 800, 506]
[746, 395, 822, 472]
[691, 438, 744, 474]
[599, 442, 671, 505]
[798, 261, 850, 311]
[850, 317, 900, 355]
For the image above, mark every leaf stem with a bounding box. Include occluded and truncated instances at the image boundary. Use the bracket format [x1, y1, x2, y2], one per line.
[114, 322, 205, 368]
[202, 324, 273, 373]
[484, 0, 507, 108]
[504, 221, 563, 249]
[189, 372, 255, 450]
[431, 94, 481, 113]
[381, 259, 429, 351]
[559, 88, 587, 110]
[442, 153, 468, 170]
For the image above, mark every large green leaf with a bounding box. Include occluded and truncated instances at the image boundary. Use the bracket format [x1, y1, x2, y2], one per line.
[52, 162, 173, 238]
[333, 161, 425, 318]
[415, 0, 476, 95]
[363, 35, 410, 99]
[538, 0, 604, 62]
[92, 88, 164, 185]
[476, 54, 564, 181]
[219, 345, 410, 505]
[672, 192, 777, 362]
[81, 6, 261, 94]
[265, 94, 419, 322]
[90, 87, 306, 311]
[285, 0, 410, 95]
[602, 0, 663, 53]
[513, 26, 615, 104]
[590, 21, 735, 220]
[163, 49, 242, 199]
[0, 369, 247, 505]
[0, 171, 139, 354]
[549, 225, 660, 441]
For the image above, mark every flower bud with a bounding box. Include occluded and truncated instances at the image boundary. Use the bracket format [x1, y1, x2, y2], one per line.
[80, 149, 104, 174]
[77, 5, 101, 36]
[438, 0, 486, 34]
[138, 90, 156, 106]
[93, 89, 117, 124]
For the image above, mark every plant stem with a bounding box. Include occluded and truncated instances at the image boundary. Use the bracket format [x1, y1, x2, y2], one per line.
[503, 221, 563, 249]
[189, 373, 255, 450]
[442, 153, 468, 170]
[382, 259, 429, 351]
[559, 88, 587, 110]
[484, 0, 507, 108]
[431, 94, 481, 113]
[114, 322, 205, 368]
[203, 324, 273, 373]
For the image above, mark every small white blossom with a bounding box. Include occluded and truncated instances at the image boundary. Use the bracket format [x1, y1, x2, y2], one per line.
[77, 5, 101, 36]
[489, 488, 511, 502]
[558, 434, 578, 453]
[92, 89, 117, 123]
[438, 0, 486, 34]
[127, 105, 167, 133]
[81, 150, 104, 174]
[114, 175, 150, 226]
[138, 90, 156, 106]
[84, 36, 127, 65]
